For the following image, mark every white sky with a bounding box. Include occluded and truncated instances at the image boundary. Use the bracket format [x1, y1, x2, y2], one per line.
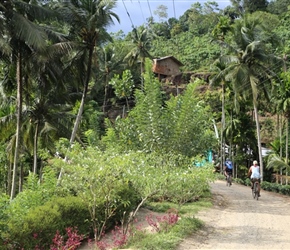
[110, 0, 232, 33]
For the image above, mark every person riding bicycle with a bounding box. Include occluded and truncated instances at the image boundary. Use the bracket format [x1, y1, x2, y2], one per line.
[224, 158, 233, 182]
[247, 160, 261, 196]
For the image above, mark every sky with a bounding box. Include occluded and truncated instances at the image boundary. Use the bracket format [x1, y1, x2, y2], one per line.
[109, 0, 232, 33]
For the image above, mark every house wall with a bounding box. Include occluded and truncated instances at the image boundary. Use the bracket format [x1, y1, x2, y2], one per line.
[152, 58, 181, 76]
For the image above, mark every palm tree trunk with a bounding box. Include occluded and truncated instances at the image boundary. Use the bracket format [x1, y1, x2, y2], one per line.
[7, 161, 12, 196]
[286, 118, 289, 184]
[253, 103, 263, 182]
[33, 121, 39, 174]
[278, 115, 283, 185]
[58, 48, 94, 183]
[11, 51, 23, 200]
[103, 72, 109, 114]
[280, 115, 283, 184]
[221, 82, 225, 174]
[69, 47, 93, 144]
[19, 163, 23, 193]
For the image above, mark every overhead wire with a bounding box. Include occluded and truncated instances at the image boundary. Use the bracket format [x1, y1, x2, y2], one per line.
[138, 0, 146, 24]
[146, 0, 153, 20]
[173, 0, 176, 18]
[121, 0, 135, 29]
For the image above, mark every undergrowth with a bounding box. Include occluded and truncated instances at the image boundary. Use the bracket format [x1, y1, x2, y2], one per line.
[123, 196, 211, 250]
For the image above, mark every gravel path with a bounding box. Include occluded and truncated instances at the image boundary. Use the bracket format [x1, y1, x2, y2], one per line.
[177, 180, 290, 249]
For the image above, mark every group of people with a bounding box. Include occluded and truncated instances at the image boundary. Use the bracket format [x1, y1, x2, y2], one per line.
[224, 158, 261, 194]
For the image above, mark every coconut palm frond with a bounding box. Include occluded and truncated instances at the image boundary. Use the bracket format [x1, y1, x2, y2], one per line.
[266, 154, 288, 172]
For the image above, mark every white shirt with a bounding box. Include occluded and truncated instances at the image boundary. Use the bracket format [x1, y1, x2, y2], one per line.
[251, 165, 260, 179]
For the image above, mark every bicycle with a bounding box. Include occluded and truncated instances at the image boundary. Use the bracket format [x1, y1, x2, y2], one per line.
[226, 174, 232, 186]
[252, 178, 260, 200]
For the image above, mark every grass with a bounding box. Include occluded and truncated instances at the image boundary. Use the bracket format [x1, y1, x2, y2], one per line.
[124, 192, 213, 250]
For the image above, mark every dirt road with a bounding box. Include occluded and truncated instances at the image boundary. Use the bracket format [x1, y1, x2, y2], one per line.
[177, 180, 290, 250]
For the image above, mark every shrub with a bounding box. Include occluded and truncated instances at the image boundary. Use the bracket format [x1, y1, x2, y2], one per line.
[0, 194, 10, 246]
[244, 178, 251, 187]
[6, 196, 90, 249]
[279, 185, 290, 195]
[50, 227, 84, 250]
[260, 181, 272, 191]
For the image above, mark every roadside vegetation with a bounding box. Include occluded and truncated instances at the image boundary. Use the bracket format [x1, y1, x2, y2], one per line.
[1, 0, 290, 249]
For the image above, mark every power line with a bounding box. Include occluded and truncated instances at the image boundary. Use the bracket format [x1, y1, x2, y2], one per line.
[146, 0, 153, 19]
[138, 0, 146, 23]
[173, 0, 176, 18]
[121, 0, 135, 28]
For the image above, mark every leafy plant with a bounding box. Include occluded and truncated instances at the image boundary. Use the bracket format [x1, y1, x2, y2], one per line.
[50, 227, 84, 250]
[6, 196, 90, 249]
[109, 69, 135, 110]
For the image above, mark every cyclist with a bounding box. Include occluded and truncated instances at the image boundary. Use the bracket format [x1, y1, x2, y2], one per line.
[224, 158, 233, 184]
[247, 160, 261, 196]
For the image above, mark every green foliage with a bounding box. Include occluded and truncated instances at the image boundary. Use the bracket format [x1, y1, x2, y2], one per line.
[0, 193, 9, 245]
[150, 32, 221, 71]
[244, 178, 252, 187]
[261, 181, 290, 195]
[127, 217, 203, 250]
[105, 60, 217, 156]
[109, 69, 135, 107]
[52, 143, 216, 241]
[7, 168, 58, 228]
[1, 168, 67, 248]
[6, 196, 90, 249]
[53, 144, 141, 240]
[0, 143, 8, 193]
[163, 82, 216, 156]
[156, 165, 216, 206]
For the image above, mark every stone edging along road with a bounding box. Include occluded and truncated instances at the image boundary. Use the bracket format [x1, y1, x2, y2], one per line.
[177, 180, 290, 250]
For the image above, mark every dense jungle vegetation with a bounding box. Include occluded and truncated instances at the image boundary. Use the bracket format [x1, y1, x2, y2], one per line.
[1, 0, 290, 248]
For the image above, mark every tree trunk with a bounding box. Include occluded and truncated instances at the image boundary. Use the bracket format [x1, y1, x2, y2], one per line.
[286, 118, 289, 185]
[10, 51, 23, 200]
[69, 47, 93, 145]
[253, 103, 263, 182]
[7, 161, 12, 196]
[103, 72, 109, 114]
[58, 48, 94, 183]
[33, 121, 39, 174]
[220, 82, 225, 174]
[279, 114, 283, 184]
[19, 163, 23, 193]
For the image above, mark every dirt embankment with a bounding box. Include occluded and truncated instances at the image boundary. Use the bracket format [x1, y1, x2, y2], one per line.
[177, 180, 290, 250]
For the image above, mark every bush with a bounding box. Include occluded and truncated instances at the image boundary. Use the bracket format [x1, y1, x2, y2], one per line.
[233, 178, 244, 185]
[260, 181, 290, 195]
[0, 194, 10, 246]
[244, 178, 251, 187]
[260, 181, 272, 191]
[6, 196, 90, 249]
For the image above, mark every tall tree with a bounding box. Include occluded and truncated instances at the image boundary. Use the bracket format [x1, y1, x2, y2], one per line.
[230, 0, 268, 14]
[1, 0, 59, 199]
[57, 0, 119, 145]
[215, 14, 282, 181]
[125, 26, 153, 87]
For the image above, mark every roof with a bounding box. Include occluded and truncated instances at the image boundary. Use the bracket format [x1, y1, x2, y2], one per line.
[154, 56, 184, 66]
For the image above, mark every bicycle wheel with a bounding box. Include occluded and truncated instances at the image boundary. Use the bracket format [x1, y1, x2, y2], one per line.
[252, 182, 256, 199]
[255, 182, 259, 200]
[228, 175, 232, 186]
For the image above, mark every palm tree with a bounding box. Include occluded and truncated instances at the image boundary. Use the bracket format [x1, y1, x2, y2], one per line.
[266, 154, 290, 184]
[57, 0, 119, 145]
[125, 26, 153, 88]
[98, 45, 126, 114]
[1, 0, 64, 199]
[210, 15, 234, 174]
[273, 70, 290, 184]
[215, 15, 282, 181]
